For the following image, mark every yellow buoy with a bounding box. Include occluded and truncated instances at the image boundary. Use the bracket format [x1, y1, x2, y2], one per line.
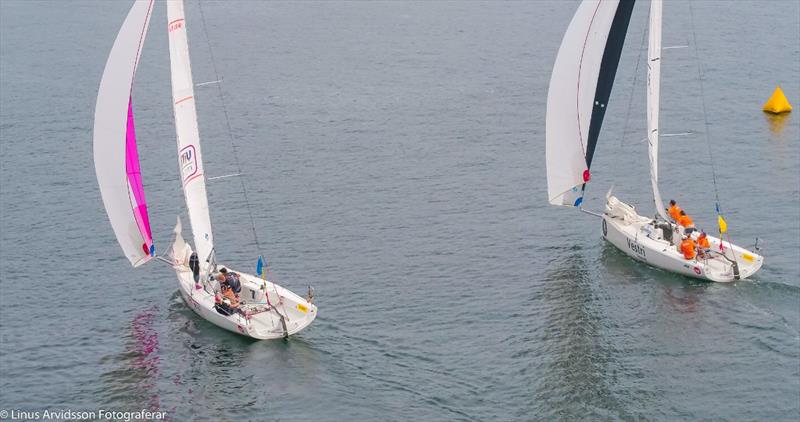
[762, 85, 792, 114]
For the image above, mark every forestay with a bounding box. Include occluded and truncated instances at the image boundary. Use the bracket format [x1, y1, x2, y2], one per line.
[167, 0, 214, 269]
[93, 0, 155, 267]
[647, 0, 669, 221]
[546, 0, 635, 207]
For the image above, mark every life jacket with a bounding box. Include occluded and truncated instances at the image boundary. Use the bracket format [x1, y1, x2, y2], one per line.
[668, 204, 683, 221]
[698, 236, 710, 249]
[678, 214, 694, 228]
[222, 287, 239, 307]
[680, 239, 697, 260]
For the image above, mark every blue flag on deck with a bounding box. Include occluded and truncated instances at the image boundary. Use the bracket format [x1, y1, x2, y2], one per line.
[256, 255, 264, 277]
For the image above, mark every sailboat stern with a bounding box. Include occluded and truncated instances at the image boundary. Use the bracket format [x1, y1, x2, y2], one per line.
[701, 238, 764, 282]
[237, 272, 318, 339]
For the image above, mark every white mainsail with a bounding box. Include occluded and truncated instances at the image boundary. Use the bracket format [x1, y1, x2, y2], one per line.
[647, 0, 669, 221]
[93, 0, 155, 267]
[546, 0, 634, 207]
[167, 0, 214, 269]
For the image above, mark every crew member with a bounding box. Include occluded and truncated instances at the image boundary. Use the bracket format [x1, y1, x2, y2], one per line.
[677, 210, 696, 234]
[697, 231, 711, 258]
[220, 283, 239, 308]
[220, 267, 242, 294]
[213, 282, 240, 316]
[680, 236, 697, 260]
[667, 200, 683, 222]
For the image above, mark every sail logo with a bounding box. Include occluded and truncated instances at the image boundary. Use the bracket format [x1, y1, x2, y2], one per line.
[179, 145, 198, 183]
[626, 238, 647, 258]
[168, 19, 184, 33]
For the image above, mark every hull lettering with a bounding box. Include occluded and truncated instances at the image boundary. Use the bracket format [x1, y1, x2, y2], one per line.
[626, 238, 647, 258]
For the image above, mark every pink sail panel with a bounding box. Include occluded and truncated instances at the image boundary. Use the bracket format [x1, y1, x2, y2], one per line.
[125, 98, 154, 255]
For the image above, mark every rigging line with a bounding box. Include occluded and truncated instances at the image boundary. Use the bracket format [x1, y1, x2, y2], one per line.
[689, 1, 739, 273]
[620, 17, 648, 149]
[197, 1, 265, 256]
[688, 0, 722, 209]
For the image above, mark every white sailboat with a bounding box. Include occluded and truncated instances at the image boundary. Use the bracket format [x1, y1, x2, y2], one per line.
[545, 0, 763, 282]
[93, 0, 317, 339]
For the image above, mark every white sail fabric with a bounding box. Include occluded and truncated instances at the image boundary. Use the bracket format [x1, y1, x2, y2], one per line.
[170, 216, 188, 265]
[546, 0, 623, 206]
[167, 0, 214, 269]
[647, 0, 669, 221]
[93, 0, 154, 267]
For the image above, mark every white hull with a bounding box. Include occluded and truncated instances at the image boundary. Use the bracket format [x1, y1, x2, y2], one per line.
[172, 237, 316, 340]
[175, 266, 316, 340]
[602, 196, 763, 282]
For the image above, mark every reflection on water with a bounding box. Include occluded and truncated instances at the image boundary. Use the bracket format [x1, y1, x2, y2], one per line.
[98, 306, 163, 412]
[600, 241, 710, 313]
[662, 285, 706, 313]
[164, 292, 321, 420]
[534, 248, 623, 419]
[764, 112, 792, 137]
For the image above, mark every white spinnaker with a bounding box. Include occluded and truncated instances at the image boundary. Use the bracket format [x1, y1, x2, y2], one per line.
[546, 0, 622, 206]
[93, 0, 154, 267]
[647, 0, 669, 221]
[167, 0, 214, 269]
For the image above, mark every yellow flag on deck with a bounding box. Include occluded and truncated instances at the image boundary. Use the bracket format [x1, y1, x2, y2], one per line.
[718, 215, 728, 234]
[763, 86, 792, 114]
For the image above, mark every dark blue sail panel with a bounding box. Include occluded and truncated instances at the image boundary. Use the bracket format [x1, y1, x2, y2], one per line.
[584, 0, 636, 169]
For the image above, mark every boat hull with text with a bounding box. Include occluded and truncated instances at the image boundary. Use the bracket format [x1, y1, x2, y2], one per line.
[603, 196, 763, 282]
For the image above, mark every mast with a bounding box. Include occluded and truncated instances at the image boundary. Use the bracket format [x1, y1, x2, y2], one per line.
[167, 0, 215, 271]
[647, 0, 670, 221]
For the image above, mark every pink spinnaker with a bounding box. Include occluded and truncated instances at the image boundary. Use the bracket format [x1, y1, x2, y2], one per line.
[93, 0, 154, 267]
[126, 99, 153, 254]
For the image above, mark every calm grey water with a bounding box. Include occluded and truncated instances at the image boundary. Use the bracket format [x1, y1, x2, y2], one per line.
[1, 1, 798, 420]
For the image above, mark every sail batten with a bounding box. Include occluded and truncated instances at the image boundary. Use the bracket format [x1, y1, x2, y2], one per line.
[167, 0, 215, 270]
[93, 0, 155, 267]
[647, 0, 669, 221]
[546, 0, 636, 207]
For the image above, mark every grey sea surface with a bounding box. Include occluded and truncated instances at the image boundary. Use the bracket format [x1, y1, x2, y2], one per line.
[1, 1, 799, 420]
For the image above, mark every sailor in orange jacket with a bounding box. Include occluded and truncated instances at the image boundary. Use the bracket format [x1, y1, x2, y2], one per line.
[220, 283, 239, 308]
[677, 210, 696, 234]
[696, 231, 711, 258]
[680, 236, 697, 260]
[667, 199, 682, 222]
